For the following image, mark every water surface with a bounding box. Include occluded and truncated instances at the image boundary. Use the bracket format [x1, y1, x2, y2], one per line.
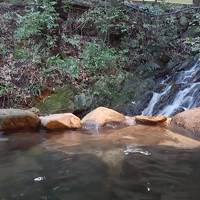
[0, 126, 200, 200]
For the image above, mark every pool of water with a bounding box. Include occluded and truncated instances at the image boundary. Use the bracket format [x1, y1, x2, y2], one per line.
[0, 126, 200, 200]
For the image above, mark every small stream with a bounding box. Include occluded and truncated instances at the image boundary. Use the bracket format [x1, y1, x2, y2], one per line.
[0, 128, 200, 200]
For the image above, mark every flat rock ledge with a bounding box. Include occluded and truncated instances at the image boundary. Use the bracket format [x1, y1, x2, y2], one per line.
[135, 115, 167, 125]
[0, 109, 40, 132]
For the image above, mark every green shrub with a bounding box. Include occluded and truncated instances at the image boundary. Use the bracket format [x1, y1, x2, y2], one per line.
[46, 55, 80, 79]
[62, 35, 81, 50]
[14, 48, 29, 60]
[27, 83, 42, 96]
[0, 42, 8, 57]
[79, 7, 129, 40]
[0, 84, 11, 96]
[15, 0, 59, 44]
[82, 42, 120, 74]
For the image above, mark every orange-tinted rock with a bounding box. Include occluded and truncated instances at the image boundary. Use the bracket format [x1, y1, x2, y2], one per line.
[171, 107, 200, 135]
[123, 116, 136, 126]
[161, 117, 172, 127]
[40, 113, 81, 130]
[0, 109, 40, 132]
[81, 107, 125, 127]
[135, 115, 167, 125]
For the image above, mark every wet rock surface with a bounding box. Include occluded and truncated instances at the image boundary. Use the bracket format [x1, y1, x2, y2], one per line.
[40, 113, 81, 130]
[81, 107, 126, 128]
[135, 115, 167, 125]
[171, 107, 200, 138]
[0, 109, 40, 132]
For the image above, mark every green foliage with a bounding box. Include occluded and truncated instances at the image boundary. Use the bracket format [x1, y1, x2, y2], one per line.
[15, 0, 59, 43]
[82, 42, 120, 73]
[192, 12, 200, 24]
[93, 74, 125, 100]
[36, 86, 74, 114]
[0, 41, 8, 56]
[93, 73, 155, 108]
[181, 11, 200, 54]
[3, 12, 16, 22]
[62, 35, 81, 49]
[184, 37, 200, 54]
[79, 7, 129, 39]
[14, 48, 29, 60]
[1, 0, 200, 109]
[0, 84, 11, 96]
[136, 62, 161, 78]
[14, 0, 82, 80]
[62, 1, 71, 13]
[27, 83, 42, 96]
[46, 55, 80, 79]
[1, 0, 34, 3]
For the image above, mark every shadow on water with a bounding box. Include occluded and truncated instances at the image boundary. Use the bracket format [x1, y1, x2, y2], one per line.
[0, 130, 200, 200]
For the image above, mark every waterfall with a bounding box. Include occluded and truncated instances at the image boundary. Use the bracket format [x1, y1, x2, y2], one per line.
[142, 56, 200, 116]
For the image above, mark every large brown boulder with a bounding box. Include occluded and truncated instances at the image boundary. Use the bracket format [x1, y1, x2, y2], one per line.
[81, 107, 125, 127]
[135, 115, 167, 125]
[171, 107, 200, 136]
[40, 113, 81, 130]
[0, 109, 40, 132]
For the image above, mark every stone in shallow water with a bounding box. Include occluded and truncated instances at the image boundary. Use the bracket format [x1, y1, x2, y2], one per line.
[0, 109, 40, 132]
[135, 115, 167, 125]
[81, 107, 125, 128]
[40, 113, 81, 130]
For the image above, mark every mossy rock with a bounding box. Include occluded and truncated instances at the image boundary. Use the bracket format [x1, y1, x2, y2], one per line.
[74, 90, 93, 111]
[92, 72, 155, 113]
[37, 87, 75, 114]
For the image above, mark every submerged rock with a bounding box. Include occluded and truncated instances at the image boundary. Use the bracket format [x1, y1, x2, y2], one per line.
[40, 113, 81, 130]
[135, 115, 167, 125]
[45, 125, 200, 169]
[0, 109, 40, 132]
[81, 107, 125, 128]
[171, 107, 200, 137]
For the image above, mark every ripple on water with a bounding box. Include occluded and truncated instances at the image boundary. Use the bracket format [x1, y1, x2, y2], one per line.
[124, 145, 152, 156]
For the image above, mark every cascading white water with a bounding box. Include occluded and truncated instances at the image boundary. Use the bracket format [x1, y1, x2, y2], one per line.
[142, 85, 172, 115]
[142, 57, 200, 116]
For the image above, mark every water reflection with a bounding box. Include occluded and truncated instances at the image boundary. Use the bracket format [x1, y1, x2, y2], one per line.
[0, 130, 200, 200]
